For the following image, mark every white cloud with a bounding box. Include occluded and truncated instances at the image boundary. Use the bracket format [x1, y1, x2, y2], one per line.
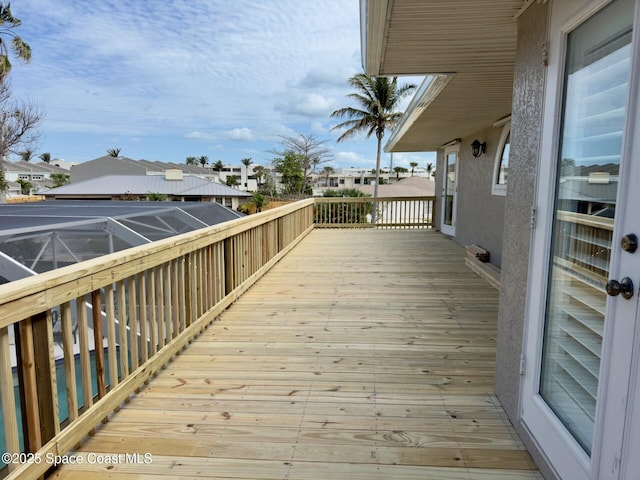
[335, 151, 373, 166]
[224, 128, 255, 142]
[311, 122, 329, 134]
[186, 131, 218, 142]
[275, 93, 333, 117]
[9, 0, 402, 168]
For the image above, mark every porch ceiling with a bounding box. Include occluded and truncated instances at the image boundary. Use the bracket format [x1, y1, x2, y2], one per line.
[362, 0, 528, 151]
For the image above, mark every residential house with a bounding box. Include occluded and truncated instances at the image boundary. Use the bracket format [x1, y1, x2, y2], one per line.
[362, 0, 639, 478]
[44, 171, 251, 209]
[1, 160, 71, 195]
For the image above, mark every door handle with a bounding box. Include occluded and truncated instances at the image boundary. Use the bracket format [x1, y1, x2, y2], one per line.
[621, 234, 638, 253]
[606, 277, 634, 299]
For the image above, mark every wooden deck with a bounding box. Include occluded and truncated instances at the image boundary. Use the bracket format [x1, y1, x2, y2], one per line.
[50, 229, 541, 480]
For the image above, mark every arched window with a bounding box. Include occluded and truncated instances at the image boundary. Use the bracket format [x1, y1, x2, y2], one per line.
[492, 120, 510, 196]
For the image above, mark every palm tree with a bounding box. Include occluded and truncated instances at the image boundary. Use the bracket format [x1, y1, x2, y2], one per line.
[185, 156, 197, 165]
[331, 73, 416, 200]
[107, 148, 121, 157]
[198, 155, 208, 167]
[226, 175, 239, 187]
[251, 192, 267, 213]
[16, 178, 31, 195]
[0, 3, 31, 81]
[322, 165, 335, 187]
[410, 161, 418, 176]
[241, 157, 253, 172]
[19, 148, 33, 162]
[253, 165, 266, 185]
[426, 162, 433, 178]
[50, 172, 69, 187]
[212, 160, 224, 172]
[38, 152, 51, 163]
[241, 157, 253, 188]
[394, 166, 408, 180]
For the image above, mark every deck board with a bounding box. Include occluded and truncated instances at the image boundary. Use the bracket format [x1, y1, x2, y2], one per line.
[51, 230, 541, 479]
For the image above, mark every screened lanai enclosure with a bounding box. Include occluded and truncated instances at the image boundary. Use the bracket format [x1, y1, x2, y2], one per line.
[0, 201, 244, 446]
[0, 201, 244, 284]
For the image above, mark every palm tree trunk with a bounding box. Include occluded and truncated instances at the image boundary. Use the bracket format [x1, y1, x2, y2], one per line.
[372, 135, 382, 224]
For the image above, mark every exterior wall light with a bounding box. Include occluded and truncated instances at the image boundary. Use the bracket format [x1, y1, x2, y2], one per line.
[471, 139, 486, 158]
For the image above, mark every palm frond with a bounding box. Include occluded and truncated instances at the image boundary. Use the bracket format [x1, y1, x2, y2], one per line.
[11, 36, 30, 62]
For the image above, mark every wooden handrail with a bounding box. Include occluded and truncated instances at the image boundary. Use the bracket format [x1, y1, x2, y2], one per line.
[0, 196, 434, 479]
[556, 210, 614, 231]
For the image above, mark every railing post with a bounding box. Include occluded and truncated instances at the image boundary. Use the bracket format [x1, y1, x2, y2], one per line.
[91, 291, 107, 401]
[32, 312, 59, 442]
[16, 312, 58, 453]
[224, 237, 234, 296]
[0, 326, 20, 472]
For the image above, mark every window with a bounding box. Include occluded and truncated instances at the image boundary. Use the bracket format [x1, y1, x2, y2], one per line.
[18, 174, 29, 180]
[32, 175, 44, 180]
[224, 198, 232, 208]
[492, 120, 510, 196]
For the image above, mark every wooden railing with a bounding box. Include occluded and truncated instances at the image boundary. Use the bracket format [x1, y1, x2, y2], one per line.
[0, 196, 432, 479]
[314, 196, 435, 228]
[0, 200, 314, 479]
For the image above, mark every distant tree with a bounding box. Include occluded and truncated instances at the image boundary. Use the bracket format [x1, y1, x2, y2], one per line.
[394, 166, 408, 179]
[16, 178, 31, 194]
[268, 133, 332, 194]
[331, 73, 416, 200]
[19, 148, 33, 162]
[410, 161, 418, 176]
[226, 175, 239, 187]
[49, 172, 69, 187]
[107, 148, 121, 157]
[322, 165, 335, 187]
[147, 192, 168, 201]
[273, 151, 306, 195]
[0, 81, 43, 161]
[426, 162, 433, 176]
[0, 3, 32, 81]
[561, 158, 576, 176]
[198, 155, 208, 167]
[241, 157, 253, 187]
[316, 188, 372, 224]
[253, 165, 266, 185]
[212, 160, 224, 172]
[251, 192, 267, 212]
[185, 156, 197, 165]
[38, 151, 51, 163]
[257, 172, 277, 196]
[0, 168, 8, 192]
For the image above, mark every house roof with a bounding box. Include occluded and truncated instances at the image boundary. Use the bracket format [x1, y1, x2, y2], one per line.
[75, 156, 217, 177]
[44, 175, 250, 197]
[1, 160, 69, 174]
[361, 0, 529, 151]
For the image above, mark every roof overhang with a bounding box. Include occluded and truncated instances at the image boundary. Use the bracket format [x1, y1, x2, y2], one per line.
[361, 0, 531, 151]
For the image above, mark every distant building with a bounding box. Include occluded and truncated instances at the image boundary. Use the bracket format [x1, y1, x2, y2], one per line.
[311, 167, 433, 195]
[44, 172, 251, 209]
[0, 160, 71, 195]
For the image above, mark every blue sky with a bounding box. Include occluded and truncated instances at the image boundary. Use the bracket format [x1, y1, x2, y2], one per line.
[9, 0, 435, 170]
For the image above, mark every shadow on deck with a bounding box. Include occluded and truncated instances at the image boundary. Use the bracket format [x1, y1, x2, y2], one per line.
[51, 229, 541, 479]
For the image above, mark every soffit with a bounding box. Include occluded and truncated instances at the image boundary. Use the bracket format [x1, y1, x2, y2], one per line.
[363, 0, 527, 150]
